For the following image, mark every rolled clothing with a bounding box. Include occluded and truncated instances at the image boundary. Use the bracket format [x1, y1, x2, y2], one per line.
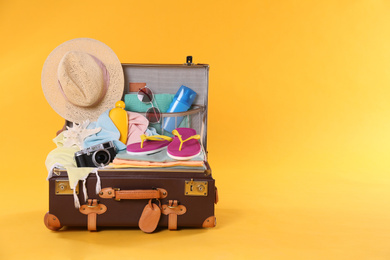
[114, 149, 205, 162]
[111, 158, 204, 167]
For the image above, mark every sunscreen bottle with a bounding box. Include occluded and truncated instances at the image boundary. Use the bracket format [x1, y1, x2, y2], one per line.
[162, 85, 197, 133]
[109, 101, 128, 144]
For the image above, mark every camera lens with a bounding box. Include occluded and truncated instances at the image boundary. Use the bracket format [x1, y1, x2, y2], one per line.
[92, 150, 111, 167]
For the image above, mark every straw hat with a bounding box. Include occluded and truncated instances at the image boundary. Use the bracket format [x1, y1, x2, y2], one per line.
[41, 38, 124, 123]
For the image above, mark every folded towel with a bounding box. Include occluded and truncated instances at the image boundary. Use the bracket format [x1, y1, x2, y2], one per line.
[45, 133, 100, 208]
[106, 164, 206, 170]
[111, 158, 204, 167]
[114, 149, 205, 162]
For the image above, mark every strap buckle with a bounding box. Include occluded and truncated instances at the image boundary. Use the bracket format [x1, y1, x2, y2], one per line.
[114, 188, 121, 201]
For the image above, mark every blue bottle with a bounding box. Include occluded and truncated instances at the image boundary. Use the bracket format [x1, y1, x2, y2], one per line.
[162, 85, 197, 133]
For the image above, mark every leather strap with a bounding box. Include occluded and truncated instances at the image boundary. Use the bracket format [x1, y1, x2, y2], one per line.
[88, 211, 97, 231]
[202, 216, 216, 228]
[99, 187, 168, 201]
[79, 199, 107, 231]
[168, 214, 177, 230]
[161, 200, 186, 230]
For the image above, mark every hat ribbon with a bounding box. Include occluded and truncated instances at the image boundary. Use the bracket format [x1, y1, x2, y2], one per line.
[57, 54, 110, 107]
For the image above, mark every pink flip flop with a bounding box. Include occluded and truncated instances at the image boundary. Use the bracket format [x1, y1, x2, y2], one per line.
[127, 134, 173, 155]
[167, 128, 201, 160]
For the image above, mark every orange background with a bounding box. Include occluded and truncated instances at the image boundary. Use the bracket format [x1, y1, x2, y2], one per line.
[1, 0, 390, 259]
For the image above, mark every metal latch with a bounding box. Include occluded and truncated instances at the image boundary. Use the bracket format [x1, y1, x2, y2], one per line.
[186, 56, 193, 65]
[185, 179, 208, 196]
[55, 179, 79, 195]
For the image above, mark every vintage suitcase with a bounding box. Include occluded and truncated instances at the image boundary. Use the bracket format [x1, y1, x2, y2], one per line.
[44, 58, 217, 232]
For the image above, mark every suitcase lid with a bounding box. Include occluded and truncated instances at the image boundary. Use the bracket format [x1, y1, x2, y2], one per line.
[122, 62, 210, 152]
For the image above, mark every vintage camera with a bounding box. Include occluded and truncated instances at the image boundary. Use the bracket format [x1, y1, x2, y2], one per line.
[75, 141, 117, 167]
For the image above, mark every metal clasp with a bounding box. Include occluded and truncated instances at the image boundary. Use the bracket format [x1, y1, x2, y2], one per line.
[55, 179, 79, 195]
[186, 56, 193, 65]
[114, 188, 121, 201]
[185, 179, 208, 196]
[87, 199, 99, 208]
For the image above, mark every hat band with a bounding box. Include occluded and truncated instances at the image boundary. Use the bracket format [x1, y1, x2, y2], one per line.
[57, 54, 110, 107]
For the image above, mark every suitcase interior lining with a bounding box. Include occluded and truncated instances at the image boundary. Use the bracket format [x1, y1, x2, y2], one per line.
[122, 64, 209, 151]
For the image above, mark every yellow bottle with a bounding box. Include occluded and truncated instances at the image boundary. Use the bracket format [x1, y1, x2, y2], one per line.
[109, 101, 128, 144]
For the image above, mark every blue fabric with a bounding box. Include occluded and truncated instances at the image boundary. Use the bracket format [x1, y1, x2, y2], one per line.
[145, 127, 159, 136]
[83, 110, 127, 151]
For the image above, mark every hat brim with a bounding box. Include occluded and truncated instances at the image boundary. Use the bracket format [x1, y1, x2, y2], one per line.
[41, 38, 124, 123]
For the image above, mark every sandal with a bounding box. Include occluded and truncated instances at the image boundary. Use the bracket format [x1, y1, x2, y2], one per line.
[167, 128, 201, 160]
[127, 134, 173, 155]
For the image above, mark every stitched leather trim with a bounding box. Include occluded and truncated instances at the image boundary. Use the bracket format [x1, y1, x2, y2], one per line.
[44, 212, 62, 231]
[98, 187, 116, 198]
[79, 203, 108, 215]
[99, 187, 168, 200]
[161, 204, 187, 216]
[202, 216, 216, 228]
[161, 200, 187, 230]
[168, 214, 177, 230]
[88, 212, 97, 231]
[79, 199, 107, 231]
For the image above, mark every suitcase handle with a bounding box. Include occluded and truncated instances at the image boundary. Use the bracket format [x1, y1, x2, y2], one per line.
[99, 187, 168, 201]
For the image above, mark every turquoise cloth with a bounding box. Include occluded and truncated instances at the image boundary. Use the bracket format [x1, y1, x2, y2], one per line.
[124, 93, 175, 113]
[83, 110, 127, 151]
[124, 93, 190, 135]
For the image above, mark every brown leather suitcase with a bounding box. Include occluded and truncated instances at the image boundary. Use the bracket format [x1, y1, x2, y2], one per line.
[44, 60, 217, 232]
